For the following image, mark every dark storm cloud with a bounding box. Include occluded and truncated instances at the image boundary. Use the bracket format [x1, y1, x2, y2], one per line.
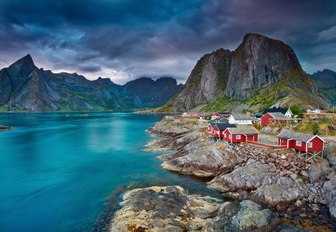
[0, 0, 335, 83]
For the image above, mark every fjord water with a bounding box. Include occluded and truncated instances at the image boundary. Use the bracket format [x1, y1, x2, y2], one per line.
[0, 113, 218, 232]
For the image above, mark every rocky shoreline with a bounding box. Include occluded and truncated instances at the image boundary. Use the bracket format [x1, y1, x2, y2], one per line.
[109, 117, 336, 231]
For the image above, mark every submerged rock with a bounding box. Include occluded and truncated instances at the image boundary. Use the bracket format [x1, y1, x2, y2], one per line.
[0, 125, 11, 131]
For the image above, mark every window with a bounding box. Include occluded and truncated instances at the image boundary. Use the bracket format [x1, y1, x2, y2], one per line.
[229, 134, 231, 139]
[308, 142, 313, 148]
[236, 135, 241, 139]
[296, 141, 302, 146]
[224, 134, 227, 138]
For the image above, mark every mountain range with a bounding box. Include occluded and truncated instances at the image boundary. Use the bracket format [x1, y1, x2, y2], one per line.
[0, 55, 182, 112]
[158, 33, 331, 113]
[1, 34, 334, 113]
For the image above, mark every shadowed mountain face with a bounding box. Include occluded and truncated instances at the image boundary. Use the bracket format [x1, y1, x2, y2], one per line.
[0, 55, 182, 112]
[310, 69, 336, 105]
[124, 77, 183, 108]
[161, 33, 330, 112]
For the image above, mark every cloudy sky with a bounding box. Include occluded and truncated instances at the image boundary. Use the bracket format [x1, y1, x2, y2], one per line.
[0, 0, 335, 84]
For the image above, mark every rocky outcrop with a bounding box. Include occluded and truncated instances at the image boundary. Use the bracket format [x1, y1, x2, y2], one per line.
[145, 117, 336, 230]
[109, 186, 222, 231]
[223, 200, 276, 231]
[161, 33, 329, 112]
[161, 138, 243, 177]
[0, 125, 11, 132]
[109, 186, 279, 232]
[0, 55, 181, 112]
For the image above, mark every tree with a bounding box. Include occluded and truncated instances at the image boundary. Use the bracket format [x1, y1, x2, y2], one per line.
[290, 105, 303, 118]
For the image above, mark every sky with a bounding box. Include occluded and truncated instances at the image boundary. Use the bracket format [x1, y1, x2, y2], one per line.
[0, 0, 336, 84]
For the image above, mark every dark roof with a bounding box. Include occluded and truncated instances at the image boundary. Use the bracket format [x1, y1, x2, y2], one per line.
[218, 112, 231, 115]
[253, 114, 263, 118]
[228, 125, 259, 134]
[268, 112, 287, 119]
[210, 122, 236, 130]
[231, 113, 253, 120]
[262, 107, 289, 115]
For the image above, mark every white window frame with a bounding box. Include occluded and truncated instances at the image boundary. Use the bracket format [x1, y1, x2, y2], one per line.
[308, 142, 313, 148]
[229, 134, 231, 139]
[296, 141, 302, 146]
[236, 135, 241, 139]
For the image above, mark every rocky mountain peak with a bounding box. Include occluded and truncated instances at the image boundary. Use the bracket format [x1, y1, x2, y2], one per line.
[7, 54, 37, 77]
[11, 54, 36, 69]
[160, 33, 329, 112]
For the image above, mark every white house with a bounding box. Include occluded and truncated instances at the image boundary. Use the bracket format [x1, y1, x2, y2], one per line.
[262, 107, 293, 118]
[307, 109, 321, 114]
[228, 114, 253, 125]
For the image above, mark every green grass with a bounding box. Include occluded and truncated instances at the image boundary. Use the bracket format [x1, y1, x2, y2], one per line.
[201, 96, 234, 112]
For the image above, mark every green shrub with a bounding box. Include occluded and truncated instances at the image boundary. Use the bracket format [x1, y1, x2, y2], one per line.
[290, 105, 303, 117]
[311, 123, 319, 135]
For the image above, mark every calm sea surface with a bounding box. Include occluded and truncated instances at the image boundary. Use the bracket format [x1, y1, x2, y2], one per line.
[0, 113, 219, 232]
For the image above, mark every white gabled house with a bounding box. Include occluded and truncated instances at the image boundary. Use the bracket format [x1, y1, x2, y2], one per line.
[262, 107, 293, 118]
[228, 113, 253, 125]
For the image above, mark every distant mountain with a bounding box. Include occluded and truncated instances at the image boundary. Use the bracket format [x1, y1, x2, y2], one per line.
[0, 55, 181, 112]
[124, 77, 183, 108]
[310, 69, 336, 104]
[158, 33, 330, 112]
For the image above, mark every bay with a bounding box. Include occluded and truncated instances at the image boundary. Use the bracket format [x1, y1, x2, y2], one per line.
[0, 113, 219, 232]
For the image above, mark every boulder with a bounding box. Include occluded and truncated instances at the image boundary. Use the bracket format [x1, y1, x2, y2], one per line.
[255, 177, 305, 204]
[330, 201, 336, 221]
[226, 200, 276, 231]
[109, 186, 222, 232]
[326, 153, 336, 169]
[161, 139, 243, 177]
[308, 159, 330, 183]
[208, 160, 278, 192]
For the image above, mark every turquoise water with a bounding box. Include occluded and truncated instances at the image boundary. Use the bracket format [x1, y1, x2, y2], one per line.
[0, 113, 219, 232]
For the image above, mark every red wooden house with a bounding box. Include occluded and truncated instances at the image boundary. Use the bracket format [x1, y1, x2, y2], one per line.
[205, 122, 236, 138]
[277, 129, 325, 153]
[261, 112, 287, 126]
[223, 125, 259, 143]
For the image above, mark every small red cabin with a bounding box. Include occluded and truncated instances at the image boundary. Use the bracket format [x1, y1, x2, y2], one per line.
[278, 130, 325, 153]
[261, 112, 287, 126]
[205, 122, 236, 138]
[223, 125, 258, 143]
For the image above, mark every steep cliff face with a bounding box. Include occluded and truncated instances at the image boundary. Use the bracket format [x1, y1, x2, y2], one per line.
[226, 33, 302, 99]
[162, 33, 329, 112]
[0, 55, 181, 112]
[168, 49, 231, 111]
[310, 69, 336, 104]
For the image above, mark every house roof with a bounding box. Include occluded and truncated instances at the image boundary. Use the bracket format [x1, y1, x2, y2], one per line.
[231, 113, 253, 120]
[227, 125, 258, 135]
[278, 129, 325, 143]
[210, 122, 236, 130]
[253, 114, 263, 119]
[262, 107, 289, 115]
[268, 112, 287, 119]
